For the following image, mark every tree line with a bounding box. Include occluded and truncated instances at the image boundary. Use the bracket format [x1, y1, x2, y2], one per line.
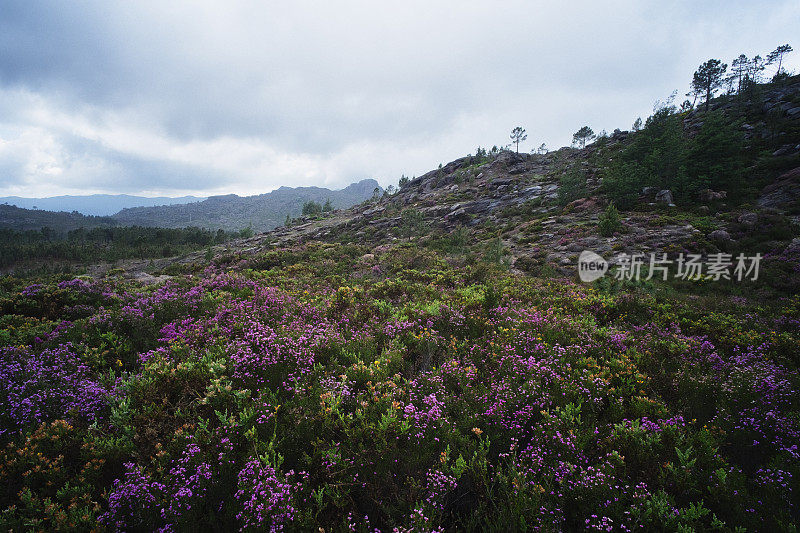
[506, 45, 794, 160]
[689, 44, 793, 111]
[0, 226, 245, 268]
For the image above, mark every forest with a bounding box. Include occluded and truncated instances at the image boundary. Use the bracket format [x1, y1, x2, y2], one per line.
[0, 226, 246, 270]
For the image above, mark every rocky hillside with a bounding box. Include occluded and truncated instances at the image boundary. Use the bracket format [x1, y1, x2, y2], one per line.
[112, 179, 381, 232]
[20, 75, 799, 288]
[267, 149, 700, 271]
[205, 76, 800, 286]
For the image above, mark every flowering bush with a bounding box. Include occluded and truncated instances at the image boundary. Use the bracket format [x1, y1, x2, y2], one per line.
[235, 459, 303, 531]
[0, 244, 798, 530]
[0, 343, 110, 435]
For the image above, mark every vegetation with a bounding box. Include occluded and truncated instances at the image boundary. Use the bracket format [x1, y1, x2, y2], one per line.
[596, 43, 797, 211]
[767, 44, 793, 77]
[0, 43, 797, 532]
[601, 104, 747, 207]
[400, 208, 428, 238]
[110, 180, 380, 232]
[0, 240, 798, 531]
[690, 59, 727, 111]
[557, 168, 588, 206]
[510, 126, 527, 153]
[0, 204, 118, 233]
[0, 226, 243, 269]
[302, 200, 323, 216]
[572, 126, 595, 148]
[598, 203, 622, 236]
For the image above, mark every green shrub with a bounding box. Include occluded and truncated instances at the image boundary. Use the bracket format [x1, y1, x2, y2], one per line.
[302, 200, 323, 216]
[557, 168, 588, 206]
[400, 208, 428, 238]
[598, 203, 622, 236]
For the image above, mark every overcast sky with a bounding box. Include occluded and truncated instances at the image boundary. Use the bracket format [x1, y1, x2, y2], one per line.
[1, 1, 798, 198]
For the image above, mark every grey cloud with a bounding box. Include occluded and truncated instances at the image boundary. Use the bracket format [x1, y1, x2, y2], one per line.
[55, 136, 228, 193]
[0, 1, 798, 196]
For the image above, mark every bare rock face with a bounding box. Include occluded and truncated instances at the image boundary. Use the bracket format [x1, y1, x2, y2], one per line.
[708, 229, 732, 242]
[491, 151, 532, 175]
[759, 167, 800, 209]
[565, 197, 601, 212]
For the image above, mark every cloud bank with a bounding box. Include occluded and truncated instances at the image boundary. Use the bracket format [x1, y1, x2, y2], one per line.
[1, 0, 798, 196]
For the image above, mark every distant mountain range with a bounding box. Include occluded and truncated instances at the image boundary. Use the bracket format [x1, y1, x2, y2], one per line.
[0, 179, 381, 233]
[0, 194, 203, 216]
[112, 179, 381, 232]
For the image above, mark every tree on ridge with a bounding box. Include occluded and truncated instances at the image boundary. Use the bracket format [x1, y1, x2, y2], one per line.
[510, 127, 527, 153]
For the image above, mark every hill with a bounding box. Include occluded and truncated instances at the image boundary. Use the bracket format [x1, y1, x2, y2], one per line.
[259, 74, 800, 284]
[0, 204, 118, 232]
[112, 179, 381, 231]
[0, 194, 203, 216]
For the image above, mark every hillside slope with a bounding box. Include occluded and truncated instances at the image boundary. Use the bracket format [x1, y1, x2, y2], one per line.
[245, 76, 800, 283]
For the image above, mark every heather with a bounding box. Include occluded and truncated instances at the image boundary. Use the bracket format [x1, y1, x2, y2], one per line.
[0, 243, 798, 531]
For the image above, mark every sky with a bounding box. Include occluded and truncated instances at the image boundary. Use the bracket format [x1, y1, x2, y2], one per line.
[1, 1, 798, 198]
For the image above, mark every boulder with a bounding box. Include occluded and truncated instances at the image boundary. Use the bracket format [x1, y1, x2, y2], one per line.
[785, 237, 800, 255]
[699, 189, 727, 202]
[565, 197, 601, 212]
[655, 189, 674, 205]
[445, 207, 469, 221]
[773, 144, 797, 157]
[708, 229, 732, 242]
[488, 177, 514, 190]
[737, 212, 758, 227]
[363, 206, 385, 216]
[492, 151, 531, 175]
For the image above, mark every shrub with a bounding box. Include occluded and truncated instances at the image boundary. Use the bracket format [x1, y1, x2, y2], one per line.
[598, 203, 622, 236]
[400, 208, 428, 238]
[302, 201, 323, 216]
[557, 168, 588, 206]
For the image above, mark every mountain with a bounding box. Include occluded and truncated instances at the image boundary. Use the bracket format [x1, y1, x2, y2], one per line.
[112, 179, 381, 231]
[0, 204, 118, 232]
[0, 194, 204, 216]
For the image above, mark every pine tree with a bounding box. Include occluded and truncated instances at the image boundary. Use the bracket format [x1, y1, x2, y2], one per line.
[690, 59, 727, 111]
[767, 44, 793, 76]
[728, 54, 749, 94]
[572, 126, 595, 148]
[510, 127, 527, 153]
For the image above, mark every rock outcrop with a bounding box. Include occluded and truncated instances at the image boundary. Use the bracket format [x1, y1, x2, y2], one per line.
[759, 167, 800, 209]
